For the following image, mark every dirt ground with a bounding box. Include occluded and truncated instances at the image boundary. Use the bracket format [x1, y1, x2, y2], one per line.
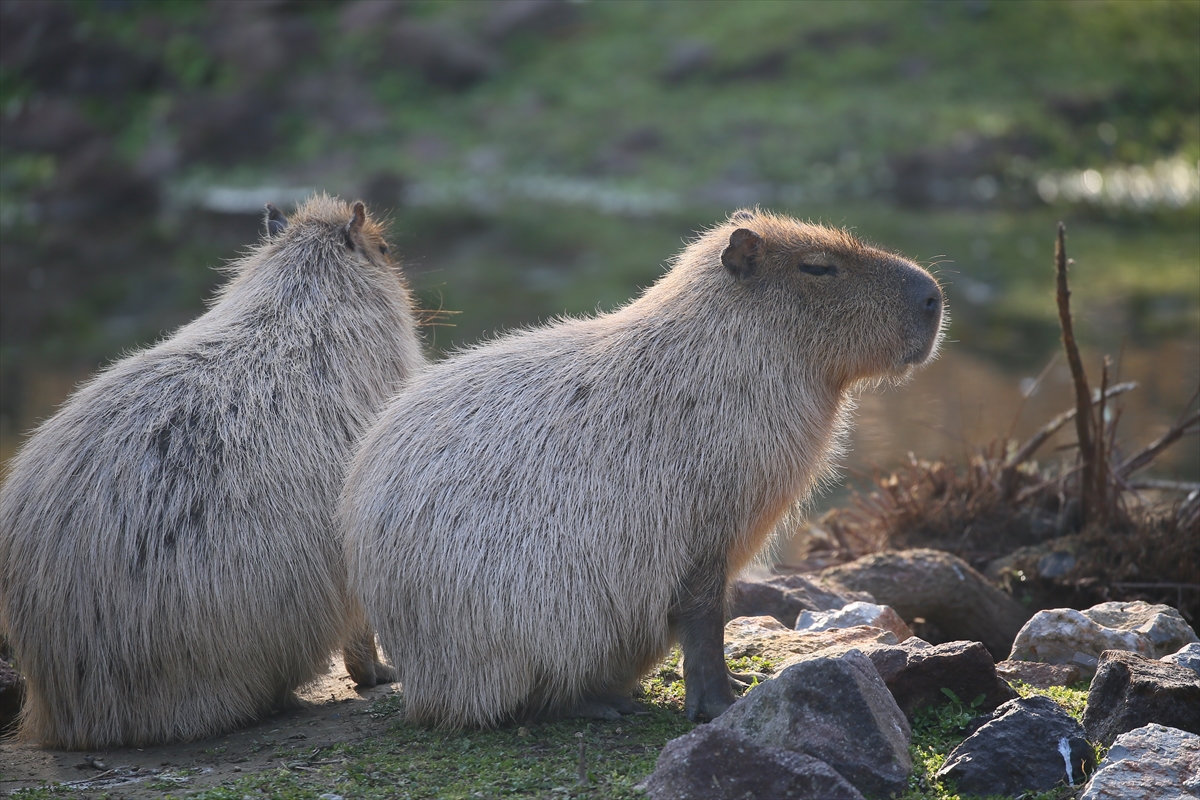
[0, 659, 398, 797]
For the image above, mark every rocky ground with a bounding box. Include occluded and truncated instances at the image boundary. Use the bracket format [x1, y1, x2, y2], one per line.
[4, 548, 1198, 799]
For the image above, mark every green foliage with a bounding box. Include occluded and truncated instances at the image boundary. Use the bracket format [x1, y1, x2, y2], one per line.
[1012, 680, 1091, 722]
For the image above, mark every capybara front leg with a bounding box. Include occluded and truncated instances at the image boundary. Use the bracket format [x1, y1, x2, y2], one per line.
[677, 612, 736, 721]
[671, 559, 736, 722]
[560, 692, 647, 721]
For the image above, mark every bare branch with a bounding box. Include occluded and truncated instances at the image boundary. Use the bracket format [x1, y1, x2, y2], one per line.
[1117, 407, 1200, 479]
[1054, 223, 1096, 523]
[1004, 382, 1137, 468]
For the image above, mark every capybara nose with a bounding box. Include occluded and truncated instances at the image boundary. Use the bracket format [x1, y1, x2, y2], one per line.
[910, 272, 943, 326]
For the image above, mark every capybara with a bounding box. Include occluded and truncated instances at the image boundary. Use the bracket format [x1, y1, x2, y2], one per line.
[0, 195, 423, 748]
[342, 208, 944, 727]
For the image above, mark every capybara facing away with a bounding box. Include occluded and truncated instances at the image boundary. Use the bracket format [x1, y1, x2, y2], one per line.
[342, 209, 944, 728]
[0, 195, 423, 749]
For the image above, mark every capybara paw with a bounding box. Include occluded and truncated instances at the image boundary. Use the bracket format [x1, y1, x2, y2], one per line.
[685, 681, 737, 723]
[728, 669, 768, 689]
[367, 661, 397, 686]
[345, 657, 396, 688]
[563, 693, 646, 721]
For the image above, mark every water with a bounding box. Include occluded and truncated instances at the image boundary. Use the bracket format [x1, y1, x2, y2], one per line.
[3, 198, 1197, 514]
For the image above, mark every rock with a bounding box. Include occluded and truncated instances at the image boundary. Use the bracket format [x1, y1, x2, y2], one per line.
[936, 695, 1095, 796]
[32, 140, 160, 224]
[1162, 642, 1200, 676]
[0, 97, 97, 154]
[484, 0, 578, 43]
[338, 0, 406, 35]
[863, 639, 1018, 721]
[1009, 602, 1199, 677]
[1084, 601, 1199, 655]
[1082, 650, 1200, 747]
[995, 659, 1082, 688]
[637, 724, 864, 800]
[1079, 723, 1200, 800]
[724, 616, 898, 671]
[383, 21, 497, 91]
[0, 657, 24, 732]
[714, 650, 911, 799]
[729, 574, 873, 628]
[819, 549, 1031, 659]
[796, 601, 914, 640]
[661, 40, 716, 83]
[171, 90, 282, 166]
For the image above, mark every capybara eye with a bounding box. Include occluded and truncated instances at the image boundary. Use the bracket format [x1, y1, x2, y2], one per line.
[379, 244, 389, 255]
[799, 263, 837, 276]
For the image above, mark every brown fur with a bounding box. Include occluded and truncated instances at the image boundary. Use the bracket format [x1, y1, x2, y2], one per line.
[0, 195, 423, 748]
[342, 208, 945, 727]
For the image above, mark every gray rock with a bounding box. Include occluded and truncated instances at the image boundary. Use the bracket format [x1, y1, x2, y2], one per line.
[729, 574, 873, 628]
[1009, 602, 1199, 677]
[1080, 723, 1200, 800]
[818, 548, 1030, 660]
[936, 695, 1095, 796]
[1162, 642, 1200, 676]
[795, 601, 915, 641]
[1084, 602, 1198, 655]
[637, 724, 864, 800]
[995, 659, 1082, 688]
[724, 616, 899, 672]
[713, 649, 911, 799]
[864, 639, 1018, 721]
[1083, 649, 1200, 747]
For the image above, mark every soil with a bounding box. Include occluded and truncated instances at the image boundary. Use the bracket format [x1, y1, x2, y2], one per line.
[0, 658, 399, 797]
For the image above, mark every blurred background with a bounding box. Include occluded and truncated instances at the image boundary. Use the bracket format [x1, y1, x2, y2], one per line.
[2, 0, 1198, 548]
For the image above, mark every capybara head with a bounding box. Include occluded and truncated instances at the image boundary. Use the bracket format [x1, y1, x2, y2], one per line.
[700, 208, 944, 388]
[247, 195, 397, 279]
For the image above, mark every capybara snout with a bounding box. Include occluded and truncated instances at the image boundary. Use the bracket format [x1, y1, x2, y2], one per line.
[905, 265, 944, 364]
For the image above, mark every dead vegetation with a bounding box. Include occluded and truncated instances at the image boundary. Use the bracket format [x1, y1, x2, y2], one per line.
[802, 224, 1200, 625]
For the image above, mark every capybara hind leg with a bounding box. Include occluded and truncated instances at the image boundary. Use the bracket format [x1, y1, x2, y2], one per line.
[343, 626, 395, 688]
[561, 692, 647, 721]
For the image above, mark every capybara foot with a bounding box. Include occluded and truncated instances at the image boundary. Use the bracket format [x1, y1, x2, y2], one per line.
[685, 674, 737, 723]
[728, 668, 768, 689]
[562, 693, 647, 721]
[345, 656, 396, 688]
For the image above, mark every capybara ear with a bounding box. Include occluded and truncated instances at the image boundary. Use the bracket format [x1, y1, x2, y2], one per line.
[722, 228, 762, 281]
[343, 201, 367, 250]
[264, 203, 288, 238]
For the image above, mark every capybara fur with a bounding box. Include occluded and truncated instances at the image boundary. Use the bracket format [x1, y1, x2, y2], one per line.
[341, 209, 944, 728]
[0, 195, 423, 749]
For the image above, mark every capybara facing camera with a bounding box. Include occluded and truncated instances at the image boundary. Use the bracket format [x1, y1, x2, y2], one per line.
[342, 208, 944, 728]
[0, 195, 423, 748]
